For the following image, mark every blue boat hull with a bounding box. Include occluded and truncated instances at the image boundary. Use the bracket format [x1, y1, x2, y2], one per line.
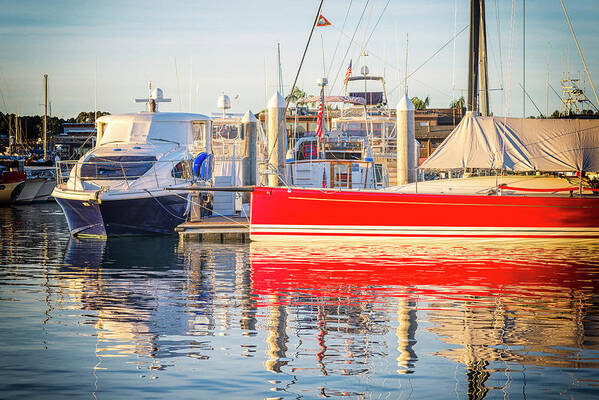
[55, 194, 188, 237]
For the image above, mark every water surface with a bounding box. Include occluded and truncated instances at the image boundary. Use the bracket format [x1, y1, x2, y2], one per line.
[1, 202, 599, 399]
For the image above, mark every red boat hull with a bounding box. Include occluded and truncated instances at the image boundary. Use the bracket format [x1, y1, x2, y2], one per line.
[249, 186, 599, 239]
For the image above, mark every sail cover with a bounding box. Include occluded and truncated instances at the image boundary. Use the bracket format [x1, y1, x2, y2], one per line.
[420, 114, 599, 172]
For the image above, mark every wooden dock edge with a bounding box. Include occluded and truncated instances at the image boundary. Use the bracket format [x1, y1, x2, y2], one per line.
[176, 217, 250, 243]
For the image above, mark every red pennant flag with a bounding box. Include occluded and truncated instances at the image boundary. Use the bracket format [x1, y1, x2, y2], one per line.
[316, 14, 332, 27]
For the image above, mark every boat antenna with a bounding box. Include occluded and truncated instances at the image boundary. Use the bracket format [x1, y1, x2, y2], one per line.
[189, 56, 193, 112]
[135, 83, 171, 112]
[320, 34, 328, 129]
[277, 42, 283, 95]
[404, 33, 409, 95]
[174, 57, 182, 111]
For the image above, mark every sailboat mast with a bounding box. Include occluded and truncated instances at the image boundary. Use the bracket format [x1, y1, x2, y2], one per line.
[467, 0, 489, 115]
[467, 0, 480, 112]
[479, 0, 489, 116]
[43, 74, 48, 160]
[523, 0, 526, 117]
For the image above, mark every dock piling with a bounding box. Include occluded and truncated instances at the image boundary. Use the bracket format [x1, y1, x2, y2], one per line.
[267, 92, 287, 187]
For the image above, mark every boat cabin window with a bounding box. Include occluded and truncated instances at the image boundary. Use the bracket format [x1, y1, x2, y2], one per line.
[171, 161, 188, 179]
[213, 124, 241, 140]
[333, 164, 350, 189]
[374, 163, 384, 186]
[80, 156, 157, 180]
[297, 141, 318, 160]
[192, 121, 211, 149]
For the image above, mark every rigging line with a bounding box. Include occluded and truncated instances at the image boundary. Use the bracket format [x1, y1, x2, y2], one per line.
[327, 0, 354, 77]
[506, 0, 518, 118]
[386, 25, 469, 97]
[266, 0, 324, 163]
[560, 0, 599, 109]
[494, 0, 504, 90]
[363, 0, 391, 50]
[144, 189, 187, 221]
[518, 83, 542, 116]
[451, 0, 457, 95]
[361, 0, 376, 51]
[548, 82, 570, 110]
[330, 0, 371, 94]
[407, 25, 468, 80]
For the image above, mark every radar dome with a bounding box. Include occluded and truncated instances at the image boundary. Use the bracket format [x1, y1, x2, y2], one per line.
[217, 93, 231, 110]
[151, 88, 164, 100]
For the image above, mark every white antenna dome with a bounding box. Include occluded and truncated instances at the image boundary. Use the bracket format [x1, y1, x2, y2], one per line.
[217, 93, 231, 110]
[151, 88, 164, 100]
[360, 65, 369, 76]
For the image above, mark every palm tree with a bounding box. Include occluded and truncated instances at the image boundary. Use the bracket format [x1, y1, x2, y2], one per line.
[411, 96, 430, 110]
[449, 96, 465, 109]
[285, 87, 307, 104]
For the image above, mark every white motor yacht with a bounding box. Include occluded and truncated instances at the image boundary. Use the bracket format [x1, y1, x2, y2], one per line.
[52, 88, 213, 237]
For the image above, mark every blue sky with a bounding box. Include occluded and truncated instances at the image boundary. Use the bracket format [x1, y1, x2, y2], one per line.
[0, 0, 597, 118]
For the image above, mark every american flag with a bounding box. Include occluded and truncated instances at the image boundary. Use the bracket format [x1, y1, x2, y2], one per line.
[344, 60, 352, 85]
[316, 100, 324, 138]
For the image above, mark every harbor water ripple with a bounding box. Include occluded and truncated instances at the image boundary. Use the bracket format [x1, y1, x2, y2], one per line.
[1, 203, 599, 399]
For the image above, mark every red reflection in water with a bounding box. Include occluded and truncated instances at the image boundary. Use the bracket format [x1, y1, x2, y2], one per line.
[250, 238, 599, 306]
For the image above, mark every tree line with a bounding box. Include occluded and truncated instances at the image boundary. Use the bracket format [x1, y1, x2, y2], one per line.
[0, 111, 110, 143]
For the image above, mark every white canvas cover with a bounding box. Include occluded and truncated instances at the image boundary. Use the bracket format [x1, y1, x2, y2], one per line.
[421, 114, 599, 172]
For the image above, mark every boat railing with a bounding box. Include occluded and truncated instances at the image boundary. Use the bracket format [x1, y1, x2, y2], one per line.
[257, 161, 292, 188]
[55, 159, 193, 191]
[211, 138, 246, 158]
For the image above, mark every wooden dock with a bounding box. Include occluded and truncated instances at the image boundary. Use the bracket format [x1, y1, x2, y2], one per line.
[176, 216, 250, 242]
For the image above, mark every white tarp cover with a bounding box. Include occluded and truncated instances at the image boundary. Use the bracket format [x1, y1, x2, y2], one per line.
[420, 115, 599, 172]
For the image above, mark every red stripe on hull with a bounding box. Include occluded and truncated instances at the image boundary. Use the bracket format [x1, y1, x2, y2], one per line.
[250, 187, 599, 239]
[251, 232, 596, 239]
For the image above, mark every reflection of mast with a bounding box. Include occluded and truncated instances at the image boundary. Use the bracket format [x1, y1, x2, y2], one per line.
[396, 298, 418, 374]
[316, 306, 328, 375]
[466, 361, 490, 400]
[235, 252, 256, 335]
[265, 296, 289, 372]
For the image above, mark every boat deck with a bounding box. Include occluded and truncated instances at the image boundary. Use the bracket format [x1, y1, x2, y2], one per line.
[387, 175, 596, 197]
[176, 215, 249, 242]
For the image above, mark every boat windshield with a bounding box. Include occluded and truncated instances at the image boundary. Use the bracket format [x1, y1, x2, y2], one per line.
[79, 156, 157, 180]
